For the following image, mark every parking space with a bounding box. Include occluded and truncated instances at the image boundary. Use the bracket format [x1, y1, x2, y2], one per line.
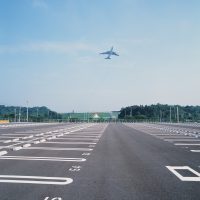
[125, 123, 200, 152]
[0, 123, 107, 191]
[124, 123, 200, 183]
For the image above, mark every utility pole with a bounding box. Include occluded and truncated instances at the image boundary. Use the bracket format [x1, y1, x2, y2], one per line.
[170, 107, 172, 123]
[160, 110, 162, 122]
[18, 107, 21, 122]
[36, 108, 39, 122]
[174, 107, 176, 121]
[130, 107, 132, 117]
[130, 107, 133, 122]
[177, 106, 179, 123]
[26, 100, 29, 122]
[14, 108, 17, 122]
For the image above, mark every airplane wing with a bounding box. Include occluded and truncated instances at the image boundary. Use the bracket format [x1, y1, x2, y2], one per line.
[100, 51, 110, 55]
[112, 51, 119, 56]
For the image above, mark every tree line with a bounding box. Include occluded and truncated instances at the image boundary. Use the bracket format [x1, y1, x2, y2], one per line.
[0, 105, 62, 122]
[118, 104, 200, 122]
[1, 104, 200, 123]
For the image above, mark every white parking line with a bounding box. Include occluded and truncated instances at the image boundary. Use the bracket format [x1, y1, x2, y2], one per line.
[2, 134, 33, 136]
[66, 134, 101, 137]
[151, 134, 183, 136]
[36, 133, 44, 136]
[23, 135, 34, 139]
[0, 175, 73, 185]
[16, 131, 40, 134]
[0, 156, 86, 162]
[72, 132, 101, 134]
[63, 135, 101, 138]
[174, 143, 200, 146]
[23, 147, 93, 151]
[12, 138, 20, 142]
[157, 136, 194, 139]
[44, 141, 97, 144]
[3, 140, 12, 143]
[52, 138, 99, 141]
[190, 150, 200, 152]
[166, 166, 200, 181]
[164, 139, 200, 142]
[13, 147, 23, 151]
[0, 146, 17, 149]
[22, 144, 31, 148]
[0, 136, 24, 139]
[0, 151, 7, 156]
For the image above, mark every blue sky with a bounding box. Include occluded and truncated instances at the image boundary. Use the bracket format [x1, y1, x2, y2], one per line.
[0, 0, 200, 112]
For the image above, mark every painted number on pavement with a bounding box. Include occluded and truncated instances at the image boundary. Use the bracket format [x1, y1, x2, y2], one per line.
[82, 153, 90, 156]
[69, 166, 81, 172]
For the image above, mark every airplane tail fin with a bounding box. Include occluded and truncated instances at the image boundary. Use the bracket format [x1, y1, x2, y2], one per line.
[105, 57, 111, 59]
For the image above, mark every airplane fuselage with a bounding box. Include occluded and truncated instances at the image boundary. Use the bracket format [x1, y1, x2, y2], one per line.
[100, 46, 118, 59]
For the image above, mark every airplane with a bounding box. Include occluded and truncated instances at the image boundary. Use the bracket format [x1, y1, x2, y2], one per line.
[100, 47, 119, 59]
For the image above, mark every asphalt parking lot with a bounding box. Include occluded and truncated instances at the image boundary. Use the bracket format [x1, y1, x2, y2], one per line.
[0, 123, 106, 200]
[0, 122, 200, 200]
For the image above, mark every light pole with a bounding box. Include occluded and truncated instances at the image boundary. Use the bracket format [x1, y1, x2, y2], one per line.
[130, 107, 133, 121]
[26, 100, 29, 122]
[37, 108, 39, 122]
[18, 107, 21, 122]
[37, 108, 39, 118]
[160, 110, 162, 122]
[14, 108, 17, 122]
[177, 106, 179, 123]
[48, 110, 50, 122]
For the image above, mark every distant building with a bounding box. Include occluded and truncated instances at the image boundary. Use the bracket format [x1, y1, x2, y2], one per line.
[92, 113, 100, 119]
[64, 111, 119, 122]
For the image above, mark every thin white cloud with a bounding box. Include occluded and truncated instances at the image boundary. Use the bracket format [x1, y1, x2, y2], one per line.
[32, 0, 48, 9]
[0, 38, 156, 65]
[0, 42, 96, 54]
